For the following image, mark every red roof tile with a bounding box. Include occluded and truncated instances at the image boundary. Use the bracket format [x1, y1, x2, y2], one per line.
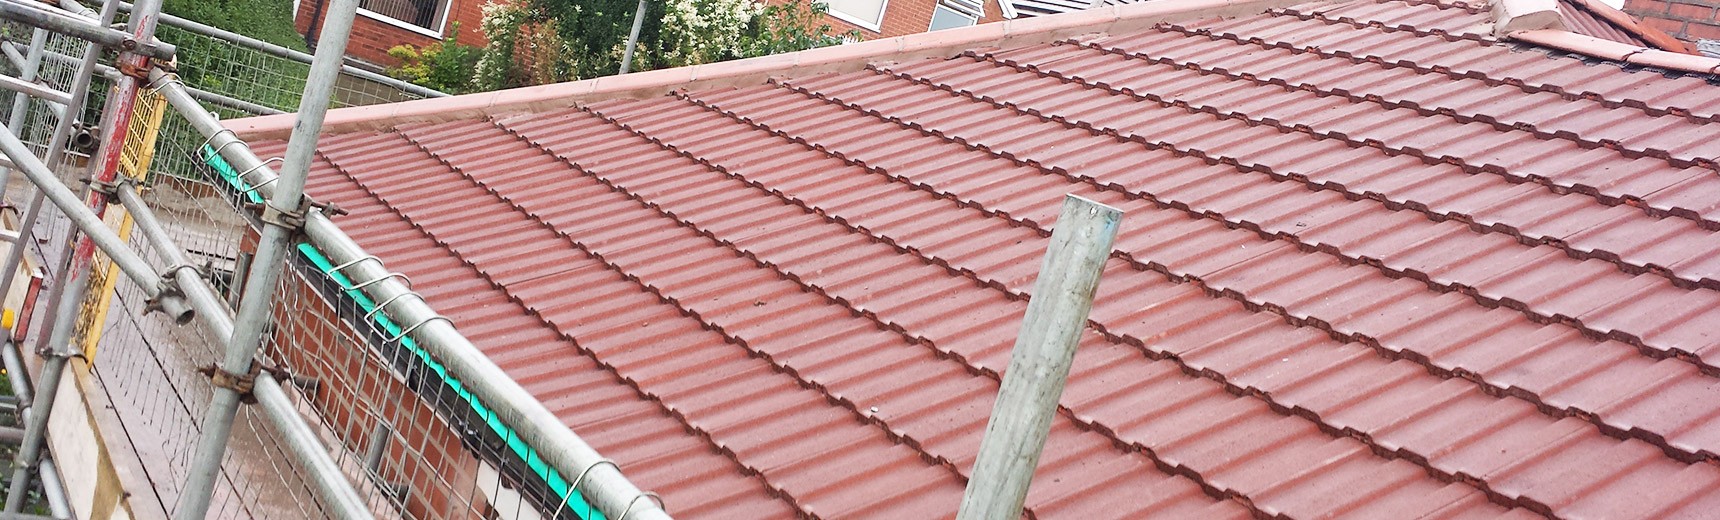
[241, 0, 1720, 517]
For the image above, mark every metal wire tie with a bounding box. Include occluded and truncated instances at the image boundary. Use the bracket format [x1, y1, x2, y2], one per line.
[234, 157, 282, 183]
[551, 458, 618, 519]
[144, 73, 183, 95]
[618, 492, 664, 520]
[384, 315, 450, 344]
[194, 128, 238, 161]
[362, 291, 422, 321]
[325, 255, 381, 275]
[338, 272, 411, 292]
[239, 177, 279, 196]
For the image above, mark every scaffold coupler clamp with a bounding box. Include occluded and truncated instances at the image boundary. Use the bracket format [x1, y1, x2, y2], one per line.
[85, 177, 120, 203]
[117, 58, 151, 80]
[143, 277, 187, 316]
[199, 362, 289, 404]
[261, 197, 310, 232]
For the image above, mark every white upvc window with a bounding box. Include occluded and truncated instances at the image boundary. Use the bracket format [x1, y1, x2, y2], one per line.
[357, 0, 453, 38]
[930, 0, 983, 30]
[827, 0, 889, 32]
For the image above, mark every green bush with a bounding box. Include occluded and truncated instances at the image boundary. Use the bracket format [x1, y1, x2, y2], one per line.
[161, 0, 308, 52]
[386, 24, 483, 94]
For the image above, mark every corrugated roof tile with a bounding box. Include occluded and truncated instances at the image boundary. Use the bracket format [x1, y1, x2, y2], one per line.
[243, 0, 1720, 516]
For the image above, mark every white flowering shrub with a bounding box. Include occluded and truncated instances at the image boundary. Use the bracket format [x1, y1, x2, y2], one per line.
[465, 0, 852, 91]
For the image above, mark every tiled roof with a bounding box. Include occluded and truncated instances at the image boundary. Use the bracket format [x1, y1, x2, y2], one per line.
[241, 0, 1720, 517]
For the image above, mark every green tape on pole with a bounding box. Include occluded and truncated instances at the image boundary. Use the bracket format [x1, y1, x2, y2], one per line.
[200, 145, 265, 204]
[200, 148, 601, 519]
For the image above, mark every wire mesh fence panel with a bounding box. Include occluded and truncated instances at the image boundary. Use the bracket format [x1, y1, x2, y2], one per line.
[0, 5, 576, 520]
[154, 23, 430, 113]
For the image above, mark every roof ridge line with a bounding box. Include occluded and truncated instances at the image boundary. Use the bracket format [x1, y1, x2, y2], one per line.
[1508, 29, 1720, 75]
[311, 135, 827, 518]
[1065, 32, 1720, 291]
[762, 65, 1720, 469]
[224, 0, 1319, 141]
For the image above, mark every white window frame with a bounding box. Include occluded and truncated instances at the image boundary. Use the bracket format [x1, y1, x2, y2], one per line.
[356, 0, 454, 39]
[827, 0, 890, 33]
[929, 1, 981, 30]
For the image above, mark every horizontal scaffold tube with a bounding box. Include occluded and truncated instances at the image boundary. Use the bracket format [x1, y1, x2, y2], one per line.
[149, 65, 671, 520]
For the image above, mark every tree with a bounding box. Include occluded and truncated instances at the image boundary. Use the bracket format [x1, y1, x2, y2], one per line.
[401, 0, 851, 92]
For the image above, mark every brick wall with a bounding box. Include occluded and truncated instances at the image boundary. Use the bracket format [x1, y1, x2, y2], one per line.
[1624, 0, 1720, 42]
[271, 264, 493, 518]
[294, 0, 489, 67]
[821, 0, 1010, 38]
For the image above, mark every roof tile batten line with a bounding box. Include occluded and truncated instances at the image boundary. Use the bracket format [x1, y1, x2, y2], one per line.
[1043, 34, 1720, 291]
[309, 134, 890, 519]
[1134, 17, 1720, 174]
[473, 111, 1293, 519]
[858, 55, 1720, 377]
[382, 121, 1211, 519]
[1199, 14, 1720, 229]
[663, 81, 1616, 516]
[559, 98, 1527, 519]
[1230, 7, 1720, 123]
[796, 60, 1720, 465]
[287, 144, 804, 518]
[553, 96, 1534, 516]
[927, 47, 1720, 363]
[1016, 34, 1720, 291]
[642, 85, 1720, 518]
[756, 67, 1720, 478]
[707, 77, 1718, 517]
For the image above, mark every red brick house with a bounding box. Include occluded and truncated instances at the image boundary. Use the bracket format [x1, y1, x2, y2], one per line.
[294, 0, 490, 66]
[1623, 0, 1720, 53]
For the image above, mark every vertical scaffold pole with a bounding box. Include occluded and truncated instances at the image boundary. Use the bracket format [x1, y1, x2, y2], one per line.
[0, 0, 127, 512]
[172, 0, 363, 517]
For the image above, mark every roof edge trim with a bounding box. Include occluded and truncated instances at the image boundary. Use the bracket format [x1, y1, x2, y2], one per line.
[225, 0, 1316, 140]
[1510, 29, 1720, 74]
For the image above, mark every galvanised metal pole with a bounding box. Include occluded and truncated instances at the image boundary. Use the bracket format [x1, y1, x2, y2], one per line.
[19, 0, 168, 461]
[0, 126, 191, 514]
[0, 126, 188, 317]
[108, 1, 446, 99]
[0, 0, 118, 343]
[0, 42, 283, 115]
[0, 74, 71, 107]
[116, 184, 372, 519]
[619, 0, 647, 74]
[149, 66, 672, 520]
[2, 268, 82, 513]
[957, 195, 1122, 520]
[0, 28, 50, 199]
[173, 0, 362, 517]
[0, 0, 174, 59]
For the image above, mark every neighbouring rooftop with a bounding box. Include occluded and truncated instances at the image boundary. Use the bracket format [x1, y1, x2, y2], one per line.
[231, 0, 1720, 517]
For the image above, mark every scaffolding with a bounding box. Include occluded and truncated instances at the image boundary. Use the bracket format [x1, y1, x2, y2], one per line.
[0, 0, 670, 519]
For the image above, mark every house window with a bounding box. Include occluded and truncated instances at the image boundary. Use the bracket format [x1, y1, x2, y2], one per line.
[930, 0, 982, 30]
[358, 0, 450, 35]
[827, 0, 888, 31]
